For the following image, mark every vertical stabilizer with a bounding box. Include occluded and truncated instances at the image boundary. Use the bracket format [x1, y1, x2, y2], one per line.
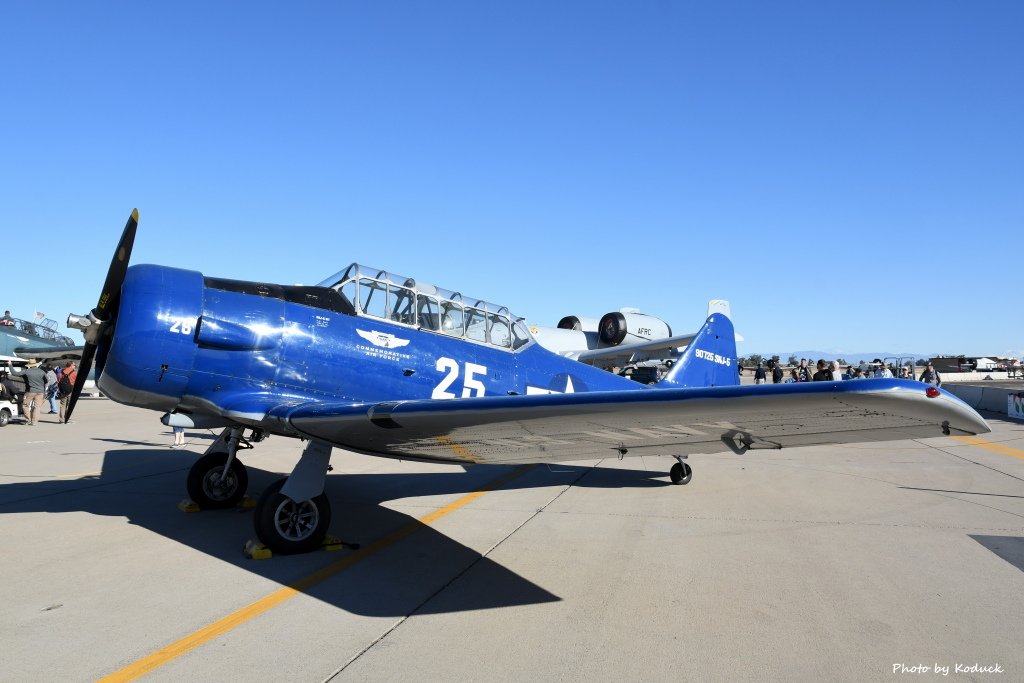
[658, 312, 738, 388]
[707, 299, 731, 318]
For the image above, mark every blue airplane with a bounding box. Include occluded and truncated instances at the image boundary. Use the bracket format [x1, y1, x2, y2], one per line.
[64, 211, 990, 554]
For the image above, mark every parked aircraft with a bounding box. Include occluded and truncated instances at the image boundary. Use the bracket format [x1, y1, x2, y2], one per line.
[64, 211, 990, 554]
[0, 314, 78, 358]
[530, 301, 743, 369]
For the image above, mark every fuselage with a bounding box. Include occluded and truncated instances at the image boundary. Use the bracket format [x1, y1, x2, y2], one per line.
[99, 264, 647, 432]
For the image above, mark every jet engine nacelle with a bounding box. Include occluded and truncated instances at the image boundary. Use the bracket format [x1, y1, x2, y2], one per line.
[531, 326, 597, 357]
[598, 311, 672, 346]
[557, 315, 600, 332]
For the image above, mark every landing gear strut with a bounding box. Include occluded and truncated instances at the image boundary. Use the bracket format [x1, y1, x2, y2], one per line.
[669, 455, 692, 485]
[185, 426, 262, 509]
[253, 439, 335, 554]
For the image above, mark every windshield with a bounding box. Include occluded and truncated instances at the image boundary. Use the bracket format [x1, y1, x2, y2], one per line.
[319, 263, 532, 351]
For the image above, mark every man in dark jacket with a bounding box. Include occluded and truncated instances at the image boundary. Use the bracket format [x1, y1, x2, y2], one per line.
[918, 363, 942, 387]
[754, 362, 767, 384]
[812, 359, 833, 381]
[22, 360, 48, 426]
[772, 363, 784, 384]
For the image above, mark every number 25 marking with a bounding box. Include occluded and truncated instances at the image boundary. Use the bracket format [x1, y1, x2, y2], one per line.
[432, 358, 487, 399]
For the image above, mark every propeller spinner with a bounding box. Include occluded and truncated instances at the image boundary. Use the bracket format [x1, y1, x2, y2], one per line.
[64, 209, 139, 420]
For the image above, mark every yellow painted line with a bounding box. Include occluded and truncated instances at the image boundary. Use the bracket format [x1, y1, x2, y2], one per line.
[56, 471, 102, 479]
[953, 436, 1024, 461]
[98, 465, 534, 682]
[435, 435, 480, 463]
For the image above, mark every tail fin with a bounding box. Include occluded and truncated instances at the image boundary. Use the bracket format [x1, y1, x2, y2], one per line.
[658, 311, 738, 388]
[707, 299, 731, 317]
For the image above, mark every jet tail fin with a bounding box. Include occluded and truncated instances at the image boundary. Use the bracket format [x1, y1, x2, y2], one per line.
[657, 309, 738, 388]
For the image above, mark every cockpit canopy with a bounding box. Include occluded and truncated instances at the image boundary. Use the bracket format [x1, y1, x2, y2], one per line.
[318, 264, 532, 350]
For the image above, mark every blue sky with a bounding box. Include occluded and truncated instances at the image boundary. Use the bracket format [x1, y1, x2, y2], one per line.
[3, 2, 1021, 357]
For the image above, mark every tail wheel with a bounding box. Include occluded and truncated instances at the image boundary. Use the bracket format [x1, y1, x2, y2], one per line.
[255, 478, 332, 555]
[0, 408, 10, 427]
[186, 451, 248, 509]
[670, 461, 692, 485]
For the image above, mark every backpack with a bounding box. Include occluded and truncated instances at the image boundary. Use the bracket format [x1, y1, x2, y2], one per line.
[58, 373, 74, 397]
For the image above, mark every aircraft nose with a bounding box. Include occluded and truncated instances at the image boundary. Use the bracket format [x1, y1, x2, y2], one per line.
[98, 264, 205, 412]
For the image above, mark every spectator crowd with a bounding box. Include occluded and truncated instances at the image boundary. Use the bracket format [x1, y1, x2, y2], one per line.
[745, 358, 941, 387]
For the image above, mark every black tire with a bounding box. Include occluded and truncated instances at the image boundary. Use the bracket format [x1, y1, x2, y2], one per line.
[0, 408, 10, 427]
[186, 451, 248, 509]
[254, 478, 332, 555]
[670, 461, 692, 485]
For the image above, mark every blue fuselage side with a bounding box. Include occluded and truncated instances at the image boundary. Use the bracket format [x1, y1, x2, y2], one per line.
[99, 265, 646, 425]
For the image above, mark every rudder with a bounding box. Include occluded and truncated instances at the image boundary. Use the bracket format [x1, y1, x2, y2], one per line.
[657, 312, 738, 388]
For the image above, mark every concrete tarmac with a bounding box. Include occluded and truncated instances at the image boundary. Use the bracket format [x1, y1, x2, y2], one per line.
[1, 400, 1022, 682]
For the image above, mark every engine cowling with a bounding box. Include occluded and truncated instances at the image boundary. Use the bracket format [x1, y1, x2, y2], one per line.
[598, 312, 672, 346]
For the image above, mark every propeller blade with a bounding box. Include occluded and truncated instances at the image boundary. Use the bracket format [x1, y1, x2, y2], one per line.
[94, 209, 139, 321]
[64, 209, 139, 422]
[63, 344, 96, 422]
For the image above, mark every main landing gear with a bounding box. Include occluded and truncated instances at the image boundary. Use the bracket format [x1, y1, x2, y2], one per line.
[669, 455, 692, 485]
[183, 428, 338, 555]
[186, 427, 262, 509]
[253, 439, 334, 555]
[254, 479, 332, 555]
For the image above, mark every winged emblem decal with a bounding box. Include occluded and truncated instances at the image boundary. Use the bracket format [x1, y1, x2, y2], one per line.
[356, 329, 411, 349]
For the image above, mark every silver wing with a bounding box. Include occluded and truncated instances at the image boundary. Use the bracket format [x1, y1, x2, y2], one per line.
[276, 380, 990, 465]
[573, 331, 698, 365]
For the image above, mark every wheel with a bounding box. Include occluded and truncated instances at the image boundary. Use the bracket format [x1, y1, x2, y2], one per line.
[670, 461, 692, 485]
[186, 451, 248, 509]
[0, 408, 10, 427]
[254, 478, 332, 555]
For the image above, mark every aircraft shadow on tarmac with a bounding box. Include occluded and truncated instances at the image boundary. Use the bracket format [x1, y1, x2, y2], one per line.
[0, 447, 673, 616]
[969, 535, 1024, 573]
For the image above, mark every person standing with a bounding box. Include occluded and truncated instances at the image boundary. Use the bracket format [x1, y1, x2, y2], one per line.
[754, 362, 767, 385]
[21, 360, 47, 426]
[44, 364, 59, 413]
[918, 363, 942, 387]
[772, 363, 784, 384]
[797, 358, 813, 382]
[812, 360, 833, 381]
[171, 426, 186, 448]
[829, 361, 844, 381]
[58, 361, 78, 424]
